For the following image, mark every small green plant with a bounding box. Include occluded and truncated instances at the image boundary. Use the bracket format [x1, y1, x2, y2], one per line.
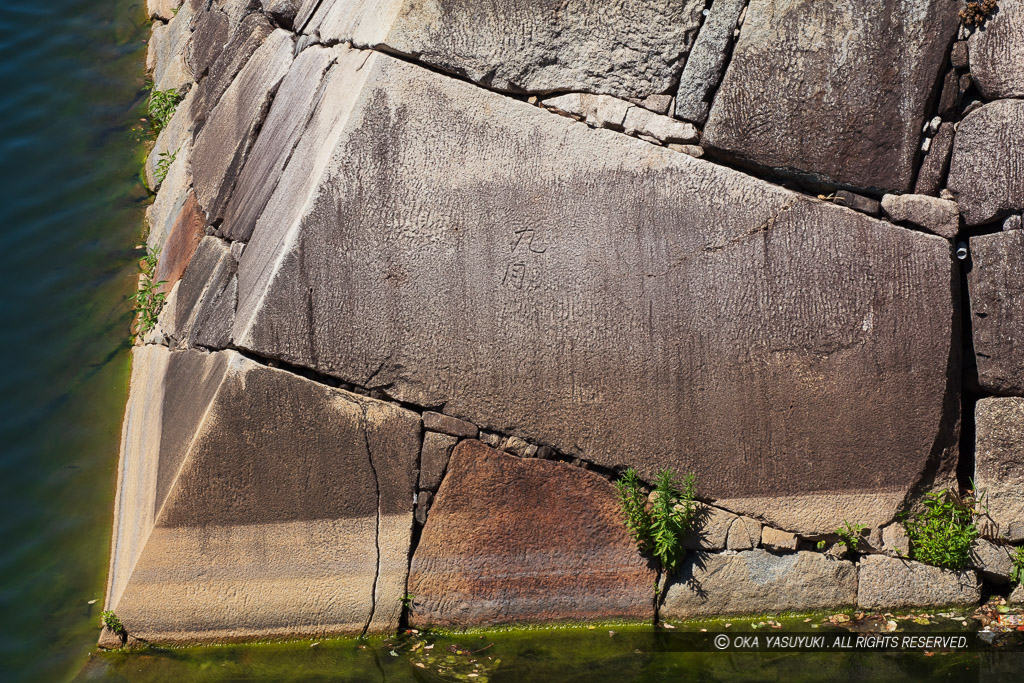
[1011, 546, 1024, 586]
[615, 468, 697, 575]
[901, 489, 980, 571]
[816, 540, 827, 551]
[153, 148, 178, 185]
[835, 521, 867, 552]
[101, 610, 125, 636]
[400, 593, 415, 607]
[148, 87, 182, 133]
[130, 247, 167, 335]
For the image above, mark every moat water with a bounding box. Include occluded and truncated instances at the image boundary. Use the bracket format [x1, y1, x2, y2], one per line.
[1, 1, 1023, 681]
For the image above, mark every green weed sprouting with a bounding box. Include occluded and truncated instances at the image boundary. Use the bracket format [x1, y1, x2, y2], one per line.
[101, 610, 125, 636]
[901, 489, 980, 571]
[130, 247, 167, 336]
[148, 87, 182, 134]
[835, 521, 867, 552]
[615, 468, 697, 575]
[1012, 546, 1024, 586]
[153, 148, 177, 185]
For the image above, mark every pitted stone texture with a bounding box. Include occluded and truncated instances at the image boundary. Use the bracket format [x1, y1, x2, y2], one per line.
[192, 29, 294, 225]
[683, 505, 737, 551]
[298, 0, 705, 99]
[622, 107, 699, 145]
[422, 412, 478, 440]
[262, 0, 300, 28]
[147, 1, 197, 92]
[541, 93, 631, 130]
[761, 527, 798, 552]
[1012, 584, 1024, 604]
[857, 555, 980, 609]
[726, 517, 762, 551]
[233, 48, 960, 536]
[913, 122, 955, 197]
[949, 100, 1024, 226]
[408, 441, 656, 626]
[219, 45, 338, 242]
[968, 0, 1024, 99]
[106, 347, 420, 642]
[149, 0, 183, 21]
[187, 12, 276, 133]
[154, 191, 206, 293]
[419, 431, 457, 492]
[662, 550, 857, 618]
[968, 231, 1024, 394]
[674, 0, 746, 124]
[975, 398, 1024, 543]
[969, 539, 1013, 584]
[703, 0, 960, 194]
[880, 194, 959, 240]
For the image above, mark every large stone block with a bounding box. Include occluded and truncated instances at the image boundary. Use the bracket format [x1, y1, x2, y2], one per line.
[949, 100, 1024, 226]
[105, 347, 420, 642]
[673, 0, 745, 124]
[407, 441, 656, 626]
[233, 48, 959, 536]
[702, 0, 960, 194]
[968, 231, 1024, 394]
[661, 550, 857, 618]
[968, 0, 1024, 99]
[857, 555, 980, 609]
[296, 0, 705, 99]
[191, 28, 294, 224]
[975, 398, 1024, 543]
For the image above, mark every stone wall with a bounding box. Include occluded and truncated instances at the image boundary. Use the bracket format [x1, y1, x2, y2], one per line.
[104, 0, 1024, 643]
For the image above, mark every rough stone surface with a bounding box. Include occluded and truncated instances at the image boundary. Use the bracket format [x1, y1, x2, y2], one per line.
[968, 231, 1024, 394]
[662, 550, 857, 618]
[147, 2, 196, 92]
[106, 346, 421, 642]
[149, 0, 184, 21]
[880, 194, 959, 240]
[298, 0, 706, 99]
[419, 431, 458, 492]
[192, 29, 294, 224]
[914, 122, 955, 197]
[622, 107, 699, 145]
[262, 0, 300, 28]
[975, 398, 1024, 543]
[761, 527, 799, 552]
[881, 523, 910, 556]
[948, 100, 1024, 225]
[970, 539, 1013, 584]
[835, 190, 880, 217]
[968, 0, 1024, 99]
[408, 441, 656, 626]
[414, 490, 433, 526]
[1011, 584, 1024, 604]
[160, 237, 236, 349]
[219, 45, 337, 242]
[1005, 214, 1023, 232]
[727, 517, 762, 551]
[146, 142, 192, 255]
[683, 505, 737, 551]
[541, 93, 632, 131]
[188, 12, 276, 133]
[951, 40, 969, 70]
[233, 48, 960, 536]
[703, 0, 960, 194]
[154, 191, 206, 294]
[674, 0, 745, 124]
[857, 555, 980, 609]
[422, 411, 478, 440]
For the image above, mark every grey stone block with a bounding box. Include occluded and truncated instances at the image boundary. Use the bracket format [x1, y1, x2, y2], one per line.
[881, 194, 959, 240]
[232, 47, 960, 536]
[949, 100, 1024, 225]
[857, 555, 980, 609]
[300, 0, 705, 99]
[419, 431, 458, 492]
[703, 0, 960, 194]
[968, 232, 1024, 395]
[662, 550, 858, 618]
[968, 0, 1024, 99]
[975, 398, 1024, 543]
[674, 0, 746, 124]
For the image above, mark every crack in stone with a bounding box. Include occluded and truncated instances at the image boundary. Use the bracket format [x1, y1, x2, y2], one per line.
[356, 400, 383, 638]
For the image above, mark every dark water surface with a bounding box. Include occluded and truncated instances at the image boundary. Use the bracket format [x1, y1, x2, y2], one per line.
[0, 0, 148, 680]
